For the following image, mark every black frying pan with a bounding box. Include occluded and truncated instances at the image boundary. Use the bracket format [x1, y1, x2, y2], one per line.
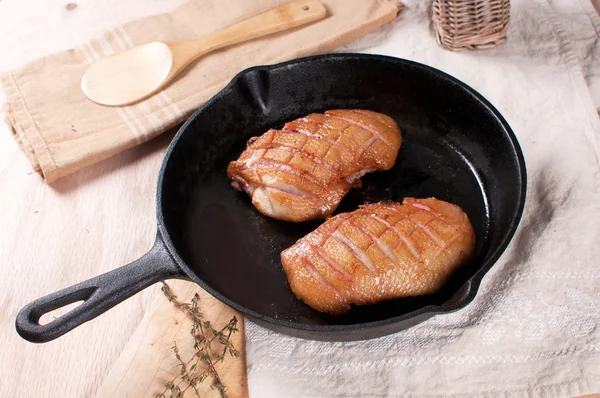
[16, 54, 526, 343]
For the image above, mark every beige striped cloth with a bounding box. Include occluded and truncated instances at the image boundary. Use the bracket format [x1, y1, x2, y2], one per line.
[1, 0, 401, 183]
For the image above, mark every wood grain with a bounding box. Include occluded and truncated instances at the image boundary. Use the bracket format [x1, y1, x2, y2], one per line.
[95, 280, 247, 398]
[0, 2, 186, 397]
[0, 0, 247, 395]
[0, 119, 175, 398]
[1, 1, 600, 397]
[82, 0, 327, 106]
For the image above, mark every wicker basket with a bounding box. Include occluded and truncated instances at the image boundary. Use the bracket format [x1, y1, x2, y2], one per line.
[432, 0, 510, 51]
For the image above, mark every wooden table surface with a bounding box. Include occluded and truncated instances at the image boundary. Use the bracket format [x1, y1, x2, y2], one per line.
[0, 1, 186, 397]
[1, 1, 599, 397]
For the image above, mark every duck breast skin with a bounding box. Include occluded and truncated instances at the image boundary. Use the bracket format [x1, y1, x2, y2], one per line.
[227, 109, 402, 222]
[280, 198, 476, 315]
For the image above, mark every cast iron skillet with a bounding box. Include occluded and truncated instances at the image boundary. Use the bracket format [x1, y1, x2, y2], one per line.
[16, 54, 526, 343]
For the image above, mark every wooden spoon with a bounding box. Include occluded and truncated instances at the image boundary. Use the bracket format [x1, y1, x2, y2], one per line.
[81, 0, 327, 106]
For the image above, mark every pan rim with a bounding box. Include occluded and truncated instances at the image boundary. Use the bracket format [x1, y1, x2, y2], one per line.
[156, 53, 527, 334]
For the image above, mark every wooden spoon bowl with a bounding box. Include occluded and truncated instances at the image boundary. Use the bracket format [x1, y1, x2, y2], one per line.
[81, 0, 327, 106]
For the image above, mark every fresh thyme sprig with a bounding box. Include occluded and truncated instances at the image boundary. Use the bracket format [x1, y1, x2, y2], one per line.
[157, 282, 240, 398]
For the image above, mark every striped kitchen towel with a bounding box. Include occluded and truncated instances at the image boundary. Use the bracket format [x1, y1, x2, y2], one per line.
[1, 0, 401, 183]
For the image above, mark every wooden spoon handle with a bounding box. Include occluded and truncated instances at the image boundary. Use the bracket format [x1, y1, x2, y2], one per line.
[169, 0, 327, 70]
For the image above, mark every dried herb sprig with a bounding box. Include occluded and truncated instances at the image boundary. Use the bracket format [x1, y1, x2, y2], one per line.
[157, 282, 240, 398]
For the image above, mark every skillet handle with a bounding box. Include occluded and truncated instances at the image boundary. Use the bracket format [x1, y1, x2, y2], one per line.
[15, 233, 185, 343]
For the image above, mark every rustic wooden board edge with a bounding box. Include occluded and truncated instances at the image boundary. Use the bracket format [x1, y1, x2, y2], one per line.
[95, 279, 248, 398]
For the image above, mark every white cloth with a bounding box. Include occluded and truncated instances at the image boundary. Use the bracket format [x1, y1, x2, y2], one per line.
[550, 0, 600, 113]
[246, 0, 600, 396]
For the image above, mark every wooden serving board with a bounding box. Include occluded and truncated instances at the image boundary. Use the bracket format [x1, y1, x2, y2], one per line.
[94, 280, 248, 398]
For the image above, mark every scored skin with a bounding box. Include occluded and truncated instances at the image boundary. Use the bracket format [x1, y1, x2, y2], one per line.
[227, 109, 402, 222]
[280, 198, 476, 315]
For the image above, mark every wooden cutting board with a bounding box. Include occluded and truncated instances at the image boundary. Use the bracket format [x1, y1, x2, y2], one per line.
[94, 280, 248, 398]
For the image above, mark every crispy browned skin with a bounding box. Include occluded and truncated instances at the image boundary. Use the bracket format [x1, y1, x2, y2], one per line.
[227, 109, 402, 222]
[280, 198, 476, 315]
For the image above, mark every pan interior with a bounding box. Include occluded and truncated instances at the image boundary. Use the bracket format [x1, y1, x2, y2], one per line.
[159, 55, 523, 328]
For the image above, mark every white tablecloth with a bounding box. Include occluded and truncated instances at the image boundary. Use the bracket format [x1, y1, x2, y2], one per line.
[246, 0, 600, 396]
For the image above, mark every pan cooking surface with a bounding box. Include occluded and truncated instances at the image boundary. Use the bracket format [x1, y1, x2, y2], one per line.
[184, 125, 489, 325]
[15, 55, 524, 343]
[158, 54, 525, 338]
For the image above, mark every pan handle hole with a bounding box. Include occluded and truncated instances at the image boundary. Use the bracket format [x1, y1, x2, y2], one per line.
[39, 300, 84, 325]
[302, 5, 309, 10]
